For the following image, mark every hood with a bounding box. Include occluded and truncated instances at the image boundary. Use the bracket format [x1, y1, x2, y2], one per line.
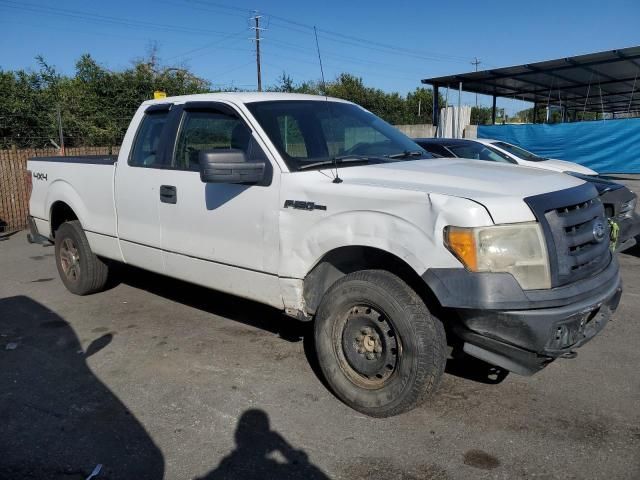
[524, 158, 598, 176]
[332, 158, 588, 224]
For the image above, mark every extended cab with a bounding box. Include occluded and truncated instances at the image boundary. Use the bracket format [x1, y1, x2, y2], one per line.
[27, 93, 622, 417]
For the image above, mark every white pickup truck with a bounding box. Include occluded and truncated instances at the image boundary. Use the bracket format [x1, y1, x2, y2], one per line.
[27, 93, 622, 417]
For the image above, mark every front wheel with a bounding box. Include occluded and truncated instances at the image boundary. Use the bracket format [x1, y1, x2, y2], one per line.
[314, 270, 447, 417]
[54, 220, 110, 295]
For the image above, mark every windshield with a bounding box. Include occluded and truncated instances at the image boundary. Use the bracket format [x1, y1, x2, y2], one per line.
[447, 143, 516, 164]
[492, 141, 547, 162]
[246, 100, 432, 171]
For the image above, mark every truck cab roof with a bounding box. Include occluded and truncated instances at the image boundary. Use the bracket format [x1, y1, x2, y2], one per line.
[142, 92, 353, 106]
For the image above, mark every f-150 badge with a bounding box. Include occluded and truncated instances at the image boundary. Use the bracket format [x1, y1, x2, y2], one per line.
[283, 200, 326, 211]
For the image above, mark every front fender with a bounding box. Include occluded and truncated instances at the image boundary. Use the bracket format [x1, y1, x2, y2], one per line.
[280, 210, 440, 279]
[279, 193, 494, 280]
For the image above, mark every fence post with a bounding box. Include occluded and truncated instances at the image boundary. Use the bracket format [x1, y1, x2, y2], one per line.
[57, 105, 65, 156]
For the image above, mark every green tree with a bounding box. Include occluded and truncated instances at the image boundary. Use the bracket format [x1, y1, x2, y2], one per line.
[269, 71, 295, 93]
[470, 106, 493, 125]
[0, 51, 211, 148]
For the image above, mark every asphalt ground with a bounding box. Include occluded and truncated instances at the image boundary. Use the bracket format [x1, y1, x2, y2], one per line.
[1, 177, 639, 480]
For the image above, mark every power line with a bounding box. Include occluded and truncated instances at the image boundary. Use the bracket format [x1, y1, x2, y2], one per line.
[0, 0, 237, 37]
[265, 15, 471, 63]
[260, 46, 432, 83]
[164, 30, 248, 62]
[264, 37, 435, 73]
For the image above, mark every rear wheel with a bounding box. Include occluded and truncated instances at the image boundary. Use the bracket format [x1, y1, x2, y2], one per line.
[54, 220, 109, 295]
[314, 270, 446, 417]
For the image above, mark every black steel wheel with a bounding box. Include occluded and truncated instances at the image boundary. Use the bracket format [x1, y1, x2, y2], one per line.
[314, 270, 447, 417]
[338, 304, 400, 388]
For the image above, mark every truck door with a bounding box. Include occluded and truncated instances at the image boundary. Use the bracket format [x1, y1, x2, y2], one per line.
[115, 104, 174, 273]
[157, 102, 282, 307]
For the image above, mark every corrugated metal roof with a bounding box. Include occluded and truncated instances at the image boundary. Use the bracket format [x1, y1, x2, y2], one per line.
[422, 46, 640, 113]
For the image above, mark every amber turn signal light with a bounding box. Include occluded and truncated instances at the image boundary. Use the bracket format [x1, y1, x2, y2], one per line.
[444, 226, 478, 271]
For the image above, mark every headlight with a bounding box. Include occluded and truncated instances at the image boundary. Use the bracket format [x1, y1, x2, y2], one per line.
[444, 222, 551, 290]
[618, 195, 637, 219]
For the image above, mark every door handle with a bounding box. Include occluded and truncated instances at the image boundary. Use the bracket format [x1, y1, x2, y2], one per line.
[160, 185, 177, 204]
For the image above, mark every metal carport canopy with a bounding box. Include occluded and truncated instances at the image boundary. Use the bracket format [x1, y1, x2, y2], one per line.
[421, 46, 640, 123]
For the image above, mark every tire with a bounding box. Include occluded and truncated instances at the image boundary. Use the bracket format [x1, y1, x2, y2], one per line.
[314, 270, 447, 417]
[54, 220, 109, 295]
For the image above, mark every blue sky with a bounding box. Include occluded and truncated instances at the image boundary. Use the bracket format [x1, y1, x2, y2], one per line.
[1, 0, 639, 114]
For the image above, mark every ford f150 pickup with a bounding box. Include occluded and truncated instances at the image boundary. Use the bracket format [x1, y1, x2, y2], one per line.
[27, 93, 623, 417]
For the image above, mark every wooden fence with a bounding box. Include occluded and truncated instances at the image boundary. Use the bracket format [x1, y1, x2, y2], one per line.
[0, 147, 119, 234]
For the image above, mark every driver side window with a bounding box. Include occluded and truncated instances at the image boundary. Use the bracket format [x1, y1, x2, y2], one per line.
[174, 111, 252, 171]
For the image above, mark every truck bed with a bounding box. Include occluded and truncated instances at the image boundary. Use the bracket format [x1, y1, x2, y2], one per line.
[27, 155, 118, 242]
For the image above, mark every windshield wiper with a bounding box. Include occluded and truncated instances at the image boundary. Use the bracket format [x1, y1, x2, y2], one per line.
[298, 155, 372, 171]
[386, 150, 424, 159]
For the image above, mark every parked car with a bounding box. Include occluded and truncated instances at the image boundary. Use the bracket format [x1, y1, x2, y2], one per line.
[481, 138, 597, 175]
[26, 93, 622, 417]
[415, 138, 640, 252]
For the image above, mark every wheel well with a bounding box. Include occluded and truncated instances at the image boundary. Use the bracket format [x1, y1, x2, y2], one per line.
[303, 246, 442, 315]
[50, 201, 78, 237]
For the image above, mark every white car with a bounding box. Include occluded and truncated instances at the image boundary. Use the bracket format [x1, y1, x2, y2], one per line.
[26, 93, 621, 417]
[475, 138, 598, 175]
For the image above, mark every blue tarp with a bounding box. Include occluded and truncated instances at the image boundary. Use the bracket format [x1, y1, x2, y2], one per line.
[478, 118, 640, 174]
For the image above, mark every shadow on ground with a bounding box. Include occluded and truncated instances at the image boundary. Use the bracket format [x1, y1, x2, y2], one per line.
[0, 295, 328, 479]
[445, 355, 509, 384]
[622, 236, 640, 258]
[116, 264, 309, 343]
[0, 295, 165, 479]
[116, 265, 335, 393]
[196, 409, 329, 480]
[116, 265, 507, 390]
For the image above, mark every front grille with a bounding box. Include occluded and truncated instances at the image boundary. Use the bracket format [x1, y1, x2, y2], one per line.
[525, 183, 611, 287]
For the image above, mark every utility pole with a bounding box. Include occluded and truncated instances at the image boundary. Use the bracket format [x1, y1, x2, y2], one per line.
[471, 57, 481, 107]
[250, 12, 263, 92]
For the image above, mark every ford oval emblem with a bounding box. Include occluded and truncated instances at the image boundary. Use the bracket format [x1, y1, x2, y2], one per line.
[592, 221, 606, 243]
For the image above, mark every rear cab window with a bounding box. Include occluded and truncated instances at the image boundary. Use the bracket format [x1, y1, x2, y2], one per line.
[129, 109, 170, 168]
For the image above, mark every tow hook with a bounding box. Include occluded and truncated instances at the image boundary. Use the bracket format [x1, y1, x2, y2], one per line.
[559, 351, 578, 359]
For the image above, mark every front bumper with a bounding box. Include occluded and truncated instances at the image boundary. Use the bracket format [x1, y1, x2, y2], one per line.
[423, 259, 622, 375]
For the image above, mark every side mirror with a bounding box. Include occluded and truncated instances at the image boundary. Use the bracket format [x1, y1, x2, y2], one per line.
[198, 149, 265, 184]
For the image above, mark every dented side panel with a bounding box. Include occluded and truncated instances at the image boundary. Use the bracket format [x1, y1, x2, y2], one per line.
[277, 171, 495, 282]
